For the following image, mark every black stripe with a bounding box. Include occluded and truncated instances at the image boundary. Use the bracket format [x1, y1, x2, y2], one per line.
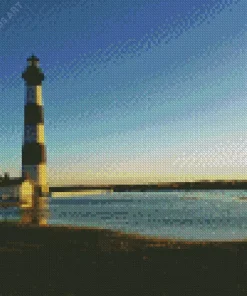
[22, 143, 46, 165]
[24, 104, 44, 125]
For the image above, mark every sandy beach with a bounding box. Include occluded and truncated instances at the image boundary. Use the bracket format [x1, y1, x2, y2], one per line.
[0, 222, 247, 295]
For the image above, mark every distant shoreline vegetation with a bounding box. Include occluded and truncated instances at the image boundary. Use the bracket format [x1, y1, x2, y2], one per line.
[49, 180, 247, 193]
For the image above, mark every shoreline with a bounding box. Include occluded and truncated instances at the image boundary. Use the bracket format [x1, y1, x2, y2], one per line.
[1, 221, 247, 249]
[1, 220, 247, 251]
[1, 222, 247, 295]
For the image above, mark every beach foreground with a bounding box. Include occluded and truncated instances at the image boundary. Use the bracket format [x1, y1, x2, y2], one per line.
[0, 222, 247, 295]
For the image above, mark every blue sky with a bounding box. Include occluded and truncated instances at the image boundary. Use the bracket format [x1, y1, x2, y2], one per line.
[0, 0, 246, 185]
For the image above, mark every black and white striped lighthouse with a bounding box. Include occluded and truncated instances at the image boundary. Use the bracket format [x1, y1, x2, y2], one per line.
[22, 55, 48, 195]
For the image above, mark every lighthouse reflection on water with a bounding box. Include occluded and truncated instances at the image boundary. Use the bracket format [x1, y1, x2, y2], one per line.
[20, 194, 49, 225]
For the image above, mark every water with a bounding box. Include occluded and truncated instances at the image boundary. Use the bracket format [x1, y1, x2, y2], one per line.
[1, 190, 247, 241]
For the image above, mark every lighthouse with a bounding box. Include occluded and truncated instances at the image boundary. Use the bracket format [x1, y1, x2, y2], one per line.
[22, 55, 49, 196]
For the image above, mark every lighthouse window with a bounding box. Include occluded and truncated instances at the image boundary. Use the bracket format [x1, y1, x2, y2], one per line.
[24, 125, 37, 142]
[27, 87, 35, 103]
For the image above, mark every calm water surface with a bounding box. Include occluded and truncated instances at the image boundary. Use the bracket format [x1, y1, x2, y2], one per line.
[2, 190, 247, 241]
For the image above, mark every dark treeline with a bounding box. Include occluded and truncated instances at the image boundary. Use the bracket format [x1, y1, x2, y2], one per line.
[50, 180, 247, 192]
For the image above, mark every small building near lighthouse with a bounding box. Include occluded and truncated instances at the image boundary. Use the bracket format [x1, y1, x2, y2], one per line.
[0, 173, 35, 208]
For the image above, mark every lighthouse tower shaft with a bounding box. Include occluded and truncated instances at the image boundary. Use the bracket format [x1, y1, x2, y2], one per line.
[22, 55, 48, 195]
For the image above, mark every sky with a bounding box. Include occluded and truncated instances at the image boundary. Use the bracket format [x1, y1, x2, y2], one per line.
[0, 0, 247, 185]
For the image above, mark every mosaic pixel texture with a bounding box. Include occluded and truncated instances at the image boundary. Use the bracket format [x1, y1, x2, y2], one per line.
[1, 1, 247, 295]
[0, 0, 246, 185]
